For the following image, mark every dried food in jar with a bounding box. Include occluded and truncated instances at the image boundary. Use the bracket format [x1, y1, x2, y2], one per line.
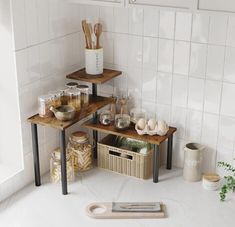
[49, 90, 61, 108]
[50, 148, 74, 183]
[38, 94, 53, 118]
[67, 88, 81, 111]
[77, 85, 89, 106]
[66, 131, 93, 172]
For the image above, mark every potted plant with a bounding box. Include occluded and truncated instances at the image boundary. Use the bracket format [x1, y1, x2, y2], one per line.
[218, 161, 235, 201]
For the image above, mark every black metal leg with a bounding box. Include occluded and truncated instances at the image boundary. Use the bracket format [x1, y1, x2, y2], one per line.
[167, 135, 173, 170]
[92, 83, 98, 159]
[60, 130, 68, 195]
[31, 124, 41, 186]
[153, 145, 160, 183]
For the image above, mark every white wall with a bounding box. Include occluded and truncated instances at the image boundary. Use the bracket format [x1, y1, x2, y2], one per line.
[0, 0, 85, 202]
[82, 5, 235, 174]
[2, 0, 235, 202]
[0, 0, 23, 186]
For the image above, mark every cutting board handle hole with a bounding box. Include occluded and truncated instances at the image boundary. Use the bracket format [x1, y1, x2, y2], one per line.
[90, 205, 106, 214]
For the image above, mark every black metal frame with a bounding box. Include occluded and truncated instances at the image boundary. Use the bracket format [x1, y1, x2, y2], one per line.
[30, 82, 174, 194]
[152, 135, 173, 183]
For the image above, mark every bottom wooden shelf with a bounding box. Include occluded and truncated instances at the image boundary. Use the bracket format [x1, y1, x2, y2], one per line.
[83, 120, 177, 145]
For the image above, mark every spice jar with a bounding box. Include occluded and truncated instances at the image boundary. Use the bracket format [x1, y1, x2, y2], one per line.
[38, 94, 53, 118]
[59, 88, 69, 105]
[66, 131, 93, 173]
[49, 90, 61, 108]
[50, 148, 74, 183]
[77, 85, 89, 106]
[67, 88, 81, 111]
[66, 82, 78, 89]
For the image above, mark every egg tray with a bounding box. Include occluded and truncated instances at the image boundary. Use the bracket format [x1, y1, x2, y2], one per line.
[135, 119, 169, 136]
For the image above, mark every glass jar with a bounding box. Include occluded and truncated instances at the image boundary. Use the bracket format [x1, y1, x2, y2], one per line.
[77, 85, 89, 106]
[67, 88, 81, 111]
[49, 90, 61, 108]
[58, 88, 69, 105]
[38, 94, 53, 118]
[50, 148, 75, 183]
[66, 82, 78, 89]
[66, 131, 93, 173]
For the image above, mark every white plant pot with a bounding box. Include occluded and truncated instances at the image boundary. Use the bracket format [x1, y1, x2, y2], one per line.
[85, 48, 103, 75]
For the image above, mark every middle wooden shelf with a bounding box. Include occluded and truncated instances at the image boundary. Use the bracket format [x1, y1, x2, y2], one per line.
[83, 119, 177, 145]
[28, 95, 115, 130]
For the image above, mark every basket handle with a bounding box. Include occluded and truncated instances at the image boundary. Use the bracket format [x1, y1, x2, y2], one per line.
[109, 150, 133, 160]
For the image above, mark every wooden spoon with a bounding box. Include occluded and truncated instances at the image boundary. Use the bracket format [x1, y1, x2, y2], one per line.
[82, 20, 89, 49]
[94, 23, 102, 49]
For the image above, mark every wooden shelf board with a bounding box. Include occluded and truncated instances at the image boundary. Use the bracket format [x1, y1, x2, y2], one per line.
[27, 95, 114, 130]
[66, 68, 122, 84]
[83, 120, 177, 145]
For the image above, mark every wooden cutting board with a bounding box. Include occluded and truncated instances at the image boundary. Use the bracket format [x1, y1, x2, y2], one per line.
[86, 202, 166, 219]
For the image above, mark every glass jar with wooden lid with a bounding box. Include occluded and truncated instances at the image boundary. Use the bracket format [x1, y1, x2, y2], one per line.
[66, 131, 93, 173]
[50, 148, 75, 183]
[77, 85, 89, 106]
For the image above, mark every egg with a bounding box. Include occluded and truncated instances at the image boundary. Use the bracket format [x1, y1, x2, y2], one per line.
[136, 118, 146, 130]
[148, 119, 157, 131]
[157, 120, 169, 136]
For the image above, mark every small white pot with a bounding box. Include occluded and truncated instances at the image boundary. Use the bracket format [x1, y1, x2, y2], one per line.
[85, 48, 103, 75]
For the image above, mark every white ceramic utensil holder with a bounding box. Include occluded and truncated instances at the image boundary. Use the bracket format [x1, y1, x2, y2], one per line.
[85, 48, 103, 75]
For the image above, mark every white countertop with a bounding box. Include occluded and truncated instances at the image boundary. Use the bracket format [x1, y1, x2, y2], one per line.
[0, 167, 234, 227]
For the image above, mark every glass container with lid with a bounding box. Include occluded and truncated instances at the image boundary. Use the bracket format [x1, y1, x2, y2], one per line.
[50, 148, 75, 183]
[58, 87, 69, 105]
[49, 90, 61, 108]
[66, 131, 93, 173]
[77, 85, 89, 106]
[67, 88, 81, 111]
[66, 82, 78, 89]
[38, 94, 53, 118]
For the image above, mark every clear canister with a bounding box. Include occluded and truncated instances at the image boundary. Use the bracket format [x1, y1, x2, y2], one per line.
[66, 82, 78, 89]
[49, 90, 61, 108]
[58, 87, 69, 105]
[66, 131, 93, 173]
[77, 85, 89, 106]
[67, 88, 81, 111]
[38, 94, 53, 118]
[50, 148, 74, 183]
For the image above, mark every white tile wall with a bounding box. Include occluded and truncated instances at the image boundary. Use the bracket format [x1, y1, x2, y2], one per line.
[1, 0, 84, 202]
[79, 5, 235, 171]
[7, 1, 235, 202]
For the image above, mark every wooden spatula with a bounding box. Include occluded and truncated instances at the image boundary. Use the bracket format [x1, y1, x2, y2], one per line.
[94, 23, 102, 49]
[82, 20, 89, 49]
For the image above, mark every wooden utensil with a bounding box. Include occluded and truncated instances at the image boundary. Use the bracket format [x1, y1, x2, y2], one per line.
[94, 23, 102, 49]
[86, 202, 165, 219]
[82, 20, 89, 49]
[87, 23, 94, 49]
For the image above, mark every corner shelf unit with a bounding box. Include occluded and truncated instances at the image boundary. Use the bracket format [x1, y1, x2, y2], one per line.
[28, 68, 122, 195]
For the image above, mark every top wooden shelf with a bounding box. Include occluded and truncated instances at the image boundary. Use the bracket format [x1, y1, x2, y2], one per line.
[66, 68, 122, 84]
[27, 95, 114, 130]
[83, 120, 177, 146]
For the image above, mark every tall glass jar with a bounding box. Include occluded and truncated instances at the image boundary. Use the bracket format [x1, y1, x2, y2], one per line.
[66, 131, 93, 173]
[49, 90, 61, 108]
[58, 88, 69, 105]
[67, 88, 81, 111]
[50, 148, 75, 183]
[38, 94, 53, 118]
[77, 85, 89, 106]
